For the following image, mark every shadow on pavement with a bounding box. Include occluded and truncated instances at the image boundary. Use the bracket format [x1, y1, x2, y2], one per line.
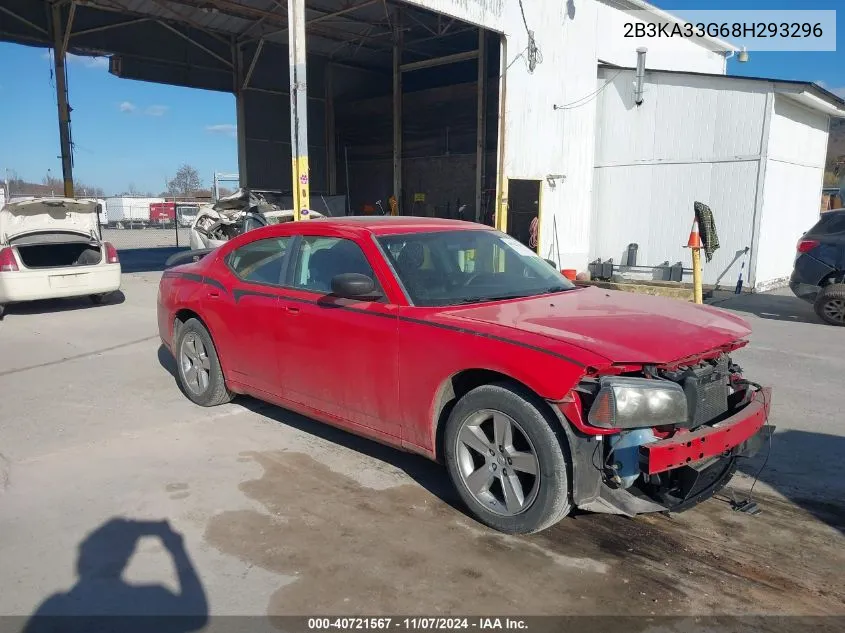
[737, 429, 845, 535]
[240, 397, 464, 512]
[1, 291, 126, 317]
[119, 247, 188, 273]
[156, 343, 460, 512]
[709, 291, 823, 325]
[23, 517, 208, 633]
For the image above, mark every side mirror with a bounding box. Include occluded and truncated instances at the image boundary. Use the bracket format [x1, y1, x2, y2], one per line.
[331, 273, 381, 299]
[544, 258, 558, 269]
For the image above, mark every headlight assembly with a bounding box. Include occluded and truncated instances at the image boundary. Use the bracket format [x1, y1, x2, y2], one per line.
[588, 376, 687, 429]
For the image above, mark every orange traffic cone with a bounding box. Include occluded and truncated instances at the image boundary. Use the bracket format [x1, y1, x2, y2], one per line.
[686, 218, 702, 249]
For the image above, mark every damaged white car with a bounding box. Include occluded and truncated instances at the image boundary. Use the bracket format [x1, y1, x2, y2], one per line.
[0, 198, 121, 317]
[188, 188, 323, 250]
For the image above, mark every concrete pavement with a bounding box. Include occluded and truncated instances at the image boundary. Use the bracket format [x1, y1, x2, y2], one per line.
[0, 275, 842, 624]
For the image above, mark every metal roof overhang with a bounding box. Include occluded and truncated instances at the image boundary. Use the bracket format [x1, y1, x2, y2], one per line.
[599, 64, 845, 119]
[0, 0, 482, 92]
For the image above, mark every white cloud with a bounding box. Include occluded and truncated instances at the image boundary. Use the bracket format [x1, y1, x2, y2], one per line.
[205, 124, 237, 138]
[119, 101, 137, 113]
[144, 105, 168, 116]
[41, 50, 109, 69]
[69, 54, 109, 69]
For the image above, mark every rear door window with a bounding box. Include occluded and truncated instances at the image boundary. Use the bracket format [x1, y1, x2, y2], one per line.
[292, 236, 379, 294]
[226, 237, 291, 286]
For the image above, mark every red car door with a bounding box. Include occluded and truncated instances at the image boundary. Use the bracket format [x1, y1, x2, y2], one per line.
[275, 234, 401, 438]
[202, 236, 294, 396]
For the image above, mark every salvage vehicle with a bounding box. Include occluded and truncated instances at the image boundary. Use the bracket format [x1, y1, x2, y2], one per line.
[0, 198, 121, 318]
[188, 189, 323, 250]
[790, 208, 845, 326]
[158, 217, 772, 534]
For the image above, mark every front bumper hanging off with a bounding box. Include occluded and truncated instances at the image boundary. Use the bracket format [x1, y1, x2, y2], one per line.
[557, 387, 774, 518]
[641, 387, 772, 474]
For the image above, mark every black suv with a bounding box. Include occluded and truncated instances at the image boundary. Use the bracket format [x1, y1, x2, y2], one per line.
[790, 209, 845, 326]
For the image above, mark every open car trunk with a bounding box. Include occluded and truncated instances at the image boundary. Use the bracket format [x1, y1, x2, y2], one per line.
[13, 233, 102, 269]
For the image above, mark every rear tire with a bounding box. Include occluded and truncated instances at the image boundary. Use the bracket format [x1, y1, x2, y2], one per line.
[443, 382, 572, 534]
[90, 292, 112, 305]
[813, 284, 845, 326]
[174, 318, 233, 407]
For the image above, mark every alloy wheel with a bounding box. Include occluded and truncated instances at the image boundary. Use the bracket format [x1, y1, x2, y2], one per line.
[455, 409, 540, 516]
[822, 298, 845, 323]
[180, 332, 211, 395]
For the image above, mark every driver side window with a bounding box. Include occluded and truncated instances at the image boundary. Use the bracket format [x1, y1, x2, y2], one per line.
[292, 236, 379, 295]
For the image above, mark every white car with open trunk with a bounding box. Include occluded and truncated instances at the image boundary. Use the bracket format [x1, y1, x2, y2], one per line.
[0, 198, 121, 317]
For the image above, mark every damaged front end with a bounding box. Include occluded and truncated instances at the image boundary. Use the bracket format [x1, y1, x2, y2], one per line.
[189, 189, 324, 250]
[553, 352, 774, 517]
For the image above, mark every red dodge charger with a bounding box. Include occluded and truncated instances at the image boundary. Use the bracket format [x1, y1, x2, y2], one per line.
[158, 217, 771, 534]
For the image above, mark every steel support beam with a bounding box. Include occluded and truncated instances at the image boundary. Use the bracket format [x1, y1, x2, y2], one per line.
[475, 29, 485, 223]
[392, 8, 402, 212]
[288, 0, 310, 219]
[51, 2, 74, 197]
[71, 17, 150, 38]
[156, 20, 233, 68]
[495, 35, 508, 233]
[242, 38, 264, 89]
[326, 63, 337, 195]
[235, 46, 249, 186]
[60, 2, 76, 58]
[0, 5, 48, 36]
[400, 49, 478, 73]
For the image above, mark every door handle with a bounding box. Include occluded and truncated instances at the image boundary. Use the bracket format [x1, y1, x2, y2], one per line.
[286, 305, 300, 314]
[207, 290, 220, 299]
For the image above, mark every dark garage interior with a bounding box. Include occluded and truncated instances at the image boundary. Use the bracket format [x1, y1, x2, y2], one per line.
[0, 0, 502, 223]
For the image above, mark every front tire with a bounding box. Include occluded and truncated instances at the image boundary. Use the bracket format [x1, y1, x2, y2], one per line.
[175, 318, 233, 407]
[443, 382, 572, 534]
[814, 284, 845, 326]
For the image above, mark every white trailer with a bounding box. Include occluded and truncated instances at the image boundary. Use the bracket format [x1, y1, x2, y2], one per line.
[104, 197, 164, 228]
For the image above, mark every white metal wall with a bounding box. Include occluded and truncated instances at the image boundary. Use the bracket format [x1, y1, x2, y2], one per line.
[402, 1, 731, 272]
[754, 96, 829, 290]
[501, 0, 599, 270]
[594, 2, 727, 74]
[592, 69, 770, 287]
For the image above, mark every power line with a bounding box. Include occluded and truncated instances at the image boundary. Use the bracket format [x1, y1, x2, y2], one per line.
[553, 71, 623, 111]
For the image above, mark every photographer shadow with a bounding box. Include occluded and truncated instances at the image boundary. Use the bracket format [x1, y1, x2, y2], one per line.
[23, 517, 208, 633]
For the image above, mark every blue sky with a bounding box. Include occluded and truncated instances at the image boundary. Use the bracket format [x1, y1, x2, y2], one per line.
[0, 0, 843, 195]
[0, 44, 237, 195]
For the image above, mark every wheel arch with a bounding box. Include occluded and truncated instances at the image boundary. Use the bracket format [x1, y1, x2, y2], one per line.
[173, 308, 207, 341]
[431, 368, 574, 463]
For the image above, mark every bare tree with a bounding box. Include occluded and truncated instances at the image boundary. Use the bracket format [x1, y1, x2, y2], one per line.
[167, 164, 203, 197]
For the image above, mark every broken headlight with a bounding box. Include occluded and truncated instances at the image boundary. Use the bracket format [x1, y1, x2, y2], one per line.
[588, 376, 687, 429]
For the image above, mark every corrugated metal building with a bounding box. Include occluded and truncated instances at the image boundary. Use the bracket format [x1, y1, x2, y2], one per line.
[592, 67, 845, 290]
[2, 0, 843, 290]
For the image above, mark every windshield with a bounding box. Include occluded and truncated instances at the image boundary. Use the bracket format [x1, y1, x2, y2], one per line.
[378, 229, 574, 307]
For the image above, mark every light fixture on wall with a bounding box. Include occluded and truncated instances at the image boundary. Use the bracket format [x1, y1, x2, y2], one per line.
[546, 174, 566, 188]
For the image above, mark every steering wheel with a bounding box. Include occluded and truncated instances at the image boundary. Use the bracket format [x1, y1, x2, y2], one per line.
[461, 272, 494, 287]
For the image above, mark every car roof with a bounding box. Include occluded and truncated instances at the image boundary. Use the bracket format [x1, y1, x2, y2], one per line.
[308, 216, 489, 236]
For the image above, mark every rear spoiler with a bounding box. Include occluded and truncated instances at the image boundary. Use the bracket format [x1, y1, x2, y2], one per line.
[164, 248, 215, 269]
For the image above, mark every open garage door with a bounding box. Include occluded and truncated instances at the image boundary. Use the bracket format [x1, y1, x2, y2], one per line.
[0, 1, 503, 225]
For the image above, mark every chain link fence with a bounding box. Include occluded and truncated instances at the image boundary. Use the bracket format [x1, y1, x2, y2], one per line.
[99, 196, 206, 272]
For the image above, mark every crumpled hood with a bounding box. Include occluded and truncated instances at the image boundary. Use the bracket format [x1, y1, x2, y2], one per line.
[1, 198, 100, 242]
[443, 286, 752, 365]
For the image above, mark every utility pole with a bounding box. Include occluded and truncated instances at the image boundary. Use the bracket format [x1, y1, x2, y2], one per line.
[51, 1, 75, 198]
[287, 0, 309, 220]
